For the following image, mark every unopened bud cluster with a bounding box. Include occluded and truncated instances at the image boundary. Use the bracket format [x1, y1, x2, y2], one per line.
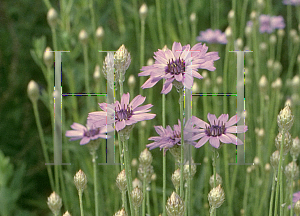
[183, 159, 197, 180]
[131, 186, 143, 208]
[138, 148, 154, 184]
[209, 173, 223, 188]
[277, 105, 294, 132]
[275, 131, 292, 155]
[74, 169, 87, 191]
[208, 185, 225, 209]
[114, 44, 131, 82]
[270, 150, 280, 170]
[116, 169, 127, 191]
[171, 169, 181, 190]
[47, 191, 62, 215]
[285, 161, 299, 180]
[294, 200, 300, 215]
[114, 208, 128, 216]
[291, 137, 300, 157]
[63, 211, 71, 216]
[139, 148, 153, 167]
[166, 192, 185, 216]
[27, 80, 40, 103]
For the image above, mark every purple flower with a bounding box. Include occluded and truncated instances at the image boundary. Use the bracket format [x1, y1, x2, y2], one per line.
[288, 191, 300, 209]
[88, 93, 156, 132]
[196, 29, 227, 44]
[190, 113, 248, 149]
[259, 15, 285, 33]
[138, 42, 220, 94]
[146, 118, 196, 155]
[65, 121, 113, 145]
[283, 0, 300, 5]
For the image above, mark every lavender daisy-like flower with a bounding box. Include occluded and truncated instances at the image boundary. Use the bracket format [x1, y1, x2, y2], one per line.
[146, 118, 196, 157]
[65, 120, 113, 145]
[190, 113, 248, 149]
[288, 191, 300, 209]
[138, 42, 220, 94]
[88, 93, 156, 133]
[283, 0, 300, 5]
[196, 29, 227, 44]
[259, 15, 285, 33]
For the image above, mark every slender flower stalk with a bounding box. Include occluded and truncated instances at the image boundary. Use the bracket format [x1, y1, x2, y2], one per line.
[179, 91, 184, 198]
[74, 170, 87, 216]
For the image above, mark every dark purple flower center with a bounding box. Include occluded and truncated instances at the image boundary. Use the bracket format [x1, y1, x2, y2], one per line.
[166, 57, 185, 75]
[84, 128, 100, 137]
[115, 104, 132, 121]
[205, 121, 226, 137]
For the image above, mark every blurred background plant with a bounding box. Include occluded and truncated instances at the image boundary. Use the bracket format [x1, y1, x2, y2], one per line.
[0, 0, 300, 215]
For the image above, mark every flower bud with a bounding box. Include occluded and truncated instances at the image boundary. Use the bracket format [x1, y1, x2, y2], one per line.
[265, 163, 271, 172]
[128, 75, 136, 89]
[247, 166, 252, 173]
[192, 82, 199, 92]
[275, 131, 292, 155]
[151, 173, 157, 181]
[131, 158, 138, 167]
[277, 105, 294, 131]
[290, 137, 300, 157]
[95, 26, 104, 42]
[295, 200, 300, 215]
[271, 77, 282, 90]
[259, 42, 268, 52]
[250, 11, 257, 22]
[216, 76, 223, 85]
[209, 173, 223, 188]
[147, 58, 154, 66]
[298, 54, 300, 64]
[259, 75, 268, 92]
[139, 3, 148, 20]
[277, 29, 285, 38]
[44, 47, 54, 67]
[74, 170, 87, 192]
[253, 157, 260, 165]
[269, 34, 277, 45]
[114, 208, 128, 216]
[116, 169, 127, 191]
[290, 29, 297, 38]
[139, 148, 153, 167]
[225, 27, 232, 40]
[208, 185, 225, 209]
[114, 45, 131, 79]
[267, 59, 273, 70]
[190, 13, 196, 23]
[79, 30, 88, 45]
[47, 192, 62, 215]
[235, 38, 243, 50]
[93, 65, 101, 81]
[228, 10, 235, 22]
[285, 161, 299, 180]
[293, 35, 300, 44]
[270, 150, 280, 170]
[166, 192, 185, 216]
[47, 8, 58, 28]
[63, 211, 71, 216]
[138, 164, 154, 183]
[292, 75, 300, 90]
[132, 178, 142, 189]
[27, 80, 40, 103]
[245, 26, 252, 37]
[131, 186, 143, 208]
[172, 169, 181, 190]
[183, 159, 196, 180]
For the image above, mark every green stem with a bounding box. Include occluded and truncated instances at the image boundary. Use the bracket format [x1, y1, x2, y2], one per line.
[122, 190, 128, 214]
[79, 190, 84, 216]
[274, 131, 285, 216]
[113, 0, 125, 34]
[51, 27, 58, 51]
[89, 0, 96, 33]
[179, 0, 189, 44]
[179, 91, 184, 198]
[83, 44, 91, 111]
[290, 156, 296, 216]
[243, 169, 251, 215]
[32, 102, 55, 190]
[91, 149, 99, 216]
[162, 81, 166, 216]
[147, 189, 151, 215]
[268, 172, 276, 216]
[123, 139, 134, 216]
[140, 19, 145, 69]
[210, 207, 215, 216]
[287, 4, 292, 59]
[135, 207, 139, 216]
[213, 149, 217, 188]
[142, 172, 146, 216]
[287, 42, 300, 80]
[152, 180, 159, 216]
[156, 0, 165, 47]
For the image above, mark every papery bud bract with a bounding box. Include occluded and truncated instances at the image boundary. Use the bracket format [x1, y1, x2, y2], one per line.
[114, 208, 128, 216]
[139, 3, 148, 20]
[166, 192, 185, 216]
[285, 161, 299, 180]
[114, 44, 131, 77]
[138, 164, 154, 183]
[27, 80, 40, 103]
[190, 13, 196, 23]
[74, 169, 87, 191]
[208, 185, 225, 209]
[183, 159, 196, 180]
[275, 132, 292, 155]
[47, 192, 62, 215]
[132, 178, 142, 189]
[209, 173, 223, 188]
[277, 105, 294, 131]
[116, 169, 127, 191]
[139, 148, 153, 167]
[131, 186, 143, 208]
[63, 211, 71, 216]
[171, 169, 181, 190]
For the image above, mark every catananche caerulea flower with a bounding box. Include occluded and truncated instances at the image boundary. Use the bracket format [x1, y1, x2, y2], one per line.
[65, 120, 113, 145]
[146, 118, 196, 156]
[288, 191, 300, 209]
[197, 29, 227, 44]
[88, 93, 156, 132]
[190, 113, 248, 149]
[247, 15, 285, 33]
[138, 42, 220, 94]
[283, 0, 300, 5]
